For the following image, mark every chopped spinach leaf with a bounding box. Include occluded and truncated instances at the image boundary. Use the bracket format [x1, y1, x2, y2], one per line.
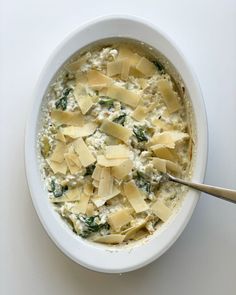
[134, 171, 151, 194]
[84, 164, 95, 176]
[62, 87, 72, 96]
[55, 96, 67, 110]
[153, 61, 165, 74]
[48, 179, 68, 198]
[98, 96, 114, 108]
[55, 87, 72, 110]
[78, 214, 110, 238]
[133, 125, 148, 142]
[113, 113, 126, 126]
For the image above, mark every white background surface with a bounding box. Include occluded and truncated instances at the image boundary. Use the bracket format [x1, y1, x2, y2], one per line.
[1, 0, 236, 294]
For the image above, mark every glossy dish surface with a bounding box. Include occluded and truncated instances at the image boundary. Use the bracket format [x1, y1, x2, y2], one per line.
[25, 15, 208, 273]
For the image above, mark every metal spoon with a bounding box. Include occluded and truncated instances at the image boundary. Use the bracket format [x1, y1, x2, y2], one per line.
[162, 173, 236, 204]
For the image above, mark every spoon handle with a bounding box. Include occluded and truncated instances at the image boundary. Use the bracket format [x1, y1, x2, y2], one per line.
[168, 174, 236, 204]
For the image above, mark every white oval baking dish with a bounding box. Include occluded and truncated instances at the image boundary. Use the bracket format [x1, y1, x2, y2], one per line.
[25, 15, 208, 273]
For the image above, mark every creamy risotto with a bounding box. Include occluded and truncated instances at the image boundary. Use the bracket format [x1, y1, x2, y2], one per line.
[38, 40, 194, 245]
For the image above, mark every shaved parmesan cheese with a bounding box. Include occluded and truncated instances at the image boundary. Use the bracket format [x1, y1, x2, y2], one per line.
[84, 182, 94, 196]
[46, 159, 67, 174]
[131, 105, 147, 121]
[86, 203, 95, 216]
[105, 145, 130, 159]
[61, 123, 97, 138]
[93, 234, 125, 244]
[166, 160, 181, 173]
[157, 79, 181, 113]
[151, 199, 171, 222]
[65, 54, 88, 72]
[66, 152, 82, 168]
[76, 95, 94, 115]
[55, 129, 66, 143]
[123, 181, 149, 213]
[152, 157, 181, 173]
[50, 141, 66, 163]
[92, 165, 102, 181]
[151, 145, 177, 161]
[100, 119, 132, 142]
[107, 60, 123, 76]
[51, 110, 84, 126]
[51, 188, 81, 203]
[118, 47, 141, 67]
[107, 57, 131, 80]
[92, 180, 99, 188]
[87, 70, 112, 89]
[97, 167, 113, 198]
[74, 82, 88, 96]
[120, 58, 130, 80]
[139, 78, 148, 89]
[111, 159, 133, 179]
[122, 218, 148, 241]
[152, 119, 172, 131]
[92, 186, 120, 207]
[106, 85, 140, 108]
[73, 138, 96, 167]
[70, 193, 90, 214]
[152, 157, 167, 173]
[150, 131, 189, 147]
[64, 153, 82, 174]
[97, 155, 126, 167]
[136, 57, 156, 77]
[108, 209, 133, 231]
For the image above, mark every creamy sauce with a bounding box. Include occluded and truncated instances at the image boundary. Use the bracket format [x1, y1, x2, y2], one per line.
[38, 39, 194, 245]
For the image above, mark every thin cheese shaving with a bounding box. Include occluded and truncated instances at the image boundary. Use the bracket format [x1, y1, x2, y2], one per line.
[64, 153, 82, 174]
[50, 141, 66, 163]
[152, 145, 177, 161]
[84, 182, 94, 196]
[157, 79, 181, 113]
[50, 188, 81, 203]
[76, 95, 94, 115]
[97, 167, 113, 198]
[51, 110, 84, 126]
[92, 186, 120, 207]
[106, 85, 140, 108]
[108, 209, 133, 232]
[61, 123, 97, 138]
[149, 131, 189, 147]
[86, 203, 95, 216]
[93, 234, 125, 244]
[100, 119, 132, 142]
[73, 138, 96, 167]
[46, 159, 67, 174]
[131, 105, 147, 121]
[55, 129, 66, 143]
[122, 217, 149, 241]
[152, 157, 181, 173]
[92, 164, 102, 181]
[151, 199, 171, 222]
[123, 181, 149, 213]
[111, 159, 133, 179]
[87, 70, 112, 89]
[107, 60, 123, 76]
[104, 145, 130, 159]
[70, 193, 90, 214]
[97, 155, 126, 167]
[136, 57, 156, 77]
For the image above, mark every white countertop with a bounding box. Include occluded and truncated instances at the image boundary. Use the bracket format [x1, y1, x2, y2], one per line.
[1, 0, 236, 294]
